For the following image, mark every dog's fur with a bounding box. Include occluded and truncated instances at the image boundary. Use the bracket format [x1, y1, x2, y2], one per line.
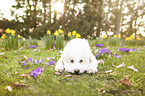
[55, 38, 98, 74]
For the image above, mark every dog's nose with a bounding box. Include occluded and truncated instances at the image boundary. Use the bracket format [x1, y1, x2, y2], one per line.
[74, 69, 80, 74]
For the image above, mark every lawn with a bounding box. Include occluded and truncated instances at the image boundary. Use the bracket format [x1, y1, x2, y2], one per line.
[0, 40, 145, 96]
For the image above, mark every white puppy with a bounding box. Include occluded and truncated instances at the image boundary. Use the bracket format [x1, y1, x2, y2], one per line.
[55, 38, 98, 74]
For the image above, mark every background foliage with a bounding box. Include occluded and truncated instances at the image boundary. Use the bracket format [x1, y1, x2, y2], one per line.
[0, 0, 145, 39]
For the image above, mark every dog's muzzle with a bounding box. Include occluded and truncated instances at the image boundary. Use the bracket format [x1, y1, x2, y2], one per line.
[74, 69, 80, 74]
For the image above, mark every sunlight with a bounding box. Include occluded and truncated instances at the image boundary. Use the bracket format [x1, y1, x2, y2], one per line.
[53, 1, 64, 14]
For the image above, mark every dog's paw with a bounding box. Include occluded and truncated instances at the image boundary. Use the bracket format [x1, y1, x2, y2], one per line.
[55, 68, 64, 72]
[87, 69, 98, 74]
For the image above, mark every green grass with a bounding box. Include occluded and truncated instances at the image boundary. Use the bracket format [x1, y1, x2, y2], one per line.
[0, 41, 145, 96]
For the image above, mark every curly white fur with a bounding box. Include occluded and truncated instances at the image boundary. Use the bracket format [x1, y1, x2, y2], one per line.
[55, 38, 98, 74]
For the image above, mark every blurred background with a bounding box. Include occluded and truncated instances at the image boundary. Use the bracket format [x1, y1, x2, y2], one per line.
[0, 0, 145, 39]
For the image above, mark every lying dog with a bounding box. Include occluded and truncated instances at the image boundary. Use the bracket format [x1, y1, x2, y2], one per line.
[55, 38, 98, 74]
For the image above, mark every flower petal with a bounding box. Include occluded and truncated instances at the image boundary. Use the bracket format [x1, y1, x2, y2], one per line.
[127, 65, 138, 72]
[115, 62, 126, 68]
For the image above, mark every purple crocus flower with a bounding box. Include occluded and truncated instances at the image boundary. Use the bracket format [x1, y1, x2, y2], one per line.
[96, 48, 111, 58]
[138, 50, 142, 53]
[30, 66, 46, 79]
[35, 59, 38, 65]
[99, 48, 106, 55]
[36, 66, 45, 75]
[114, 54, 121, 59]
[118, 48, 131, 52]
[121, 43, 125, 46]
[132, 48, 136, 51]
[30, 70, 38, 77]
[22, 61, 28, 66]
[36, 66, 42, 75]
[52, 44, 56, 46]
[39, 60, 44, 64]
[125, 48, 131, 52]
[106, 46, 110, 49]
[28, 58, 44, 65]
[40, 66, 46, 71]
[119, 48, 126, 52]
[137, 47, 142, 53]
[118, 48, 122, 52]
[49, 59, 56, 65]
[95, 53, 99, 58]
[28, 57, 33, 62]
[117, 49, 120, 52]
[96, 44, 103, 47]
[106, 49, 111, 54]
[29, 45, 37, 48]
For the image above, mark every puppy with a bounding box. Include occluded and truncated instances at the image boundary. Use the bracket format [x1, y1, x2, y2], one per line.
[55, 38, 98, 74]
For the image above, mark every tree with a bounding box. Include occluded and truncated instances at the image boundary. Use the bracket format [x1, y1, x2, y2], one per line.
[123, 0, 145, 38]
[1, 0, 144, 39]
[116, 0, 123, 36]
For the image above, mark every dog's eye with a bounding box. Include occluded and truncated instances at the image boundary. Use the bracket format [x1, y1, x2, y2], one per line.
[70, 60, 74, 63]
[79, 60, 83, 63]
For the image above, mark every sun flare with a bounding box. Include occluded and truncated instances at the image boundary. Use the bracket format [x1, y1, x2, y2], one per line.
[53, 1, 64, 14]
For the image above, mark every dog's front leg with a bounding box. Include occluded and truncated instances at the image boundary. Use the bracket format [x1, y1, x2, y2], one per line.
[55, 57, 64, 72]
[87, 54, 98, 74]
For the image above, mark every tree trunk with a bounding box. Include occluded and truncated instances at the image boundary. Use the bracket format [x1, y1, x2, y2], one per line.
[96, 0, 103, 37]
[48, 0, 52, 24]
[96, 19, 101, 37]
[33, 0, 37, 28]
[43, 1, 47, 23]
[116, 0, 123, 36]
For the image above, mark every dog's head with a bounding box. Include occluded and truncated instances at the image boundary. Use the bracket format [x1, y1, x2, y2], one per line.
[63, 57, 90, 74]
[61, 38, 92, 74]
[62, 55, 91, 74]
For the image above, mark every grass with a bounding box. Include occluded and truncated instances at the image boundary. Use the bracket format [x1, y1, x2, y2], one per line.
[0, 40, 145, 96]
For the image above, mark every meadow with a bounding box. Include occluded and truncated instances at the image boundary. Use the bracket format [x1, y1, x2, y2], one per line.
[0, 29, 145, 96]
